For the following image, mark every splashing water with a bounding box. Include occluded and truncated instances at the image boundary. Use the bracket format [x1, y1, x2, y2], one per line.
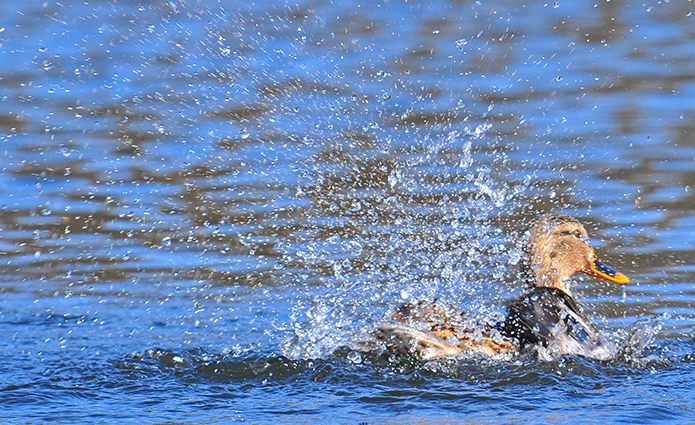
[281, 125, 528, 360]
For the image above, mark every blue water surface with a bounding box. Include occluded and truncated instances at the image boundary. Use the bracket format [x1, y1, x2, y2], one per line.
[1, 0, 695, 423]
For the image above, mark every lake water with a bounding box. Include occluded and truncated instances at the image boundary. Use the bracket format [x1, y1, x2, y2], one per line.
[1, 0, 695, 423]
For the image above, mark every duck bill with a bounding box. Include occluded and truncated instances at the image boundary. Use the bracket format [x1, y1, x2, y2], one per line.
[581, 257, 630, 284]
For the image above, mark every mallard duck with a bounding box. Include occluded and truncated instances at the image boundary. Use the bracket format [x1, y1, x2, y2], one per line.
[376, 213, 629, 361]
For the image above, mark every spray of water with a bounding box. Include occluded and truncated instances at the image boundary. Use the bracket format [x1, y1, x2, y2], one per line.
[281, 123, 530, 360]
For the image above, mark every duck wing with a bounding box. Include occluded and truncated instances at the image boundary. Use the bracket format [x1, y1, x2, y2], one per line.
[501, 287, 615, 360]
[376, 323, 464, 360]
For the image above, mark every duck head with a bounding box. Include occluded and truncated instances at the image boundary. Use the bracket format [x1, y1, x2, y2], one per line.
[524, 214, 629, 295]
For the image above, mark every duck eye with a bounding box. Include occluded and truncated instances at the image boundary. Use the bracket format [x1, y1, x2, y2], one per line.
[576, 231, 591, 244]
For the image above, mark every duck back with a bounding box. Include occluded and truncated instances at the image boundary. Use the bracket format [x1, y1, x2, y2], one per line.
[375, 300, 514, 360]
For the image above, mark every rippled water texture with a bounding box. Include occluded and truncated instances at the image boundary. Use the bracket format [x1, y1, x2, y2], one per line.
[1, 0, 695, 423]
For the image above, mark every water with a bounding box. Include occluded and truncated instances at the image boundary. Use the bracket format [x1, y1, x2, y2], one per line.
[1, 0, 695, 423]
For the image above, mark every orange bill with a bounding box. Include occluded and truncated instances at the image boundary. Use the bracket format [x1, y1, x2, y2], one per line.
[580, 256, 630, 284]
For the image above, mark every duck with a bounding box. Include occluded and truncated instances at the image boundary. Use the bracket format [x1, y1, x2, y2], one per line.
[375, 213, 629, 361]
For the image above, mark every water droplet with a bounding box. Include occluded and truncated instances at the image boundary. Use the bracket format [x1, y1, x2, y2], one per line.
[347, 351, 362, 364]
[375, 70, 390, 81]
[508, 248, 521, 265]
[162, 236, 172, 246]
[388, 170, 401, 187]
[347, 241, 363, 256]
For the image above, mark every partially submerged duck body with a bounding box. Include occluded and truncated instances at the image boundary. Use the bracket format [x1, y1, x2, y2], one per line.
[376, 214, 629, 361]
[377, 300, 513, 361]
